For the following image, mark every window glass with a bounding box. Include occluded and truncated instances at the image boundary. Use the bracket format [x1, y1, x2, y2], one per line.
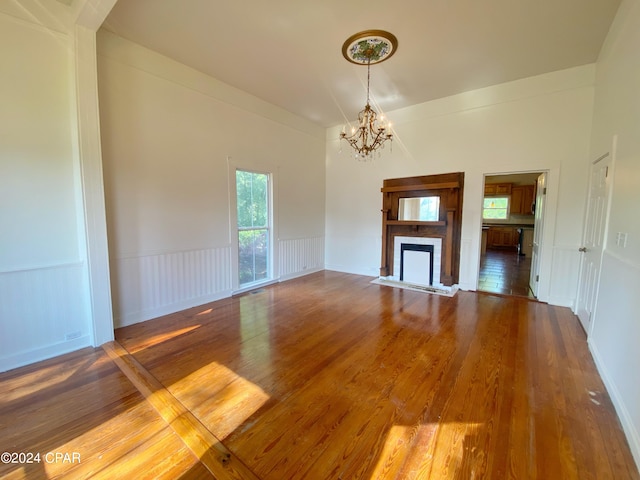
[483, 196, 509, 220]
[236, 170, 269, 286]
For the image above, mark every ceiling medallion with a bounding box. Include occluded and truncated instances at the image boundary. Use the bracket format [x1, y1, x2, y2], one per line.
[339, 30, 398, 161]
[341, 30, 398, 65]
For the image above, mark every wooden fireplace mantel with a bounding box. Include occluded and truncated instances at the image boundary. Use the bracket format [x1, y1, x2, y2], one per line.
[379, 172, 464, 286]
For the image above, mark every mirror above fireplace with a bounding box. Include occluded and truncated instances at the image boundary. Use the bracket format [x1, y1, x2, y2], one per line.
[398, 196, 440, 221]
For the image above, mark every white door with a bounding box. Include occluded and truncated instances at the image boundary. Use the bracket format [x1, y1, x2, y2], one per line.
[576, 152, 612, 333]
[529, 173, 547, 297]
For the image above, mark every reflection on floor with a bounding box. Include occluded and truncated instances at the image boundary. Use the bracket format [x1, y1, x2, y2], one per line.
[479, 249, 534, 298]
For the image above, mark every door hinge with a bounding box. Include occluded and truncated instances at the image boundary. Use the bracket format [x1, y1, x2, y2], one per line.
[543, 187, 547, 195]
[605, 166, 609, 178]
[536, 275, 539, 282]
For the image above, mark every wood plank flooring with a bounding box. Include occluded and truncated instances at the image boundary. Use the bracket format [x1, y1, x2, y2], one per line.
[478, 249, 534, 298]
[0, 347, 213, 479]
[1, 270, 638, 479]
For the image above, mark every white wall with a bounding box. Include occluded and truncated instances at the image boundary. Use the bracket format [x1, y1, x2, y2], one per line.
[0, 11, 93, 371]
[326, 65, 594, 306]
[587, 0, 640, 469]
[97, 31, 326, 327]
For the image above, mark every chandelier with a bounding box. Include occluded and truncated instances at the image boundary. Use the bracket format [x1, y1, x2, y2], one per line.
[339, 30, 398, 160]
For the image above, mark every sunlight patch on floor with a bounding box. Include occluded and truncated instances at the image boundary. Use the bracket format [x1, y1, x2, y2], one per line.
[127, 325, 202, 353]
[371, 421, 485, 479]
[172, 362, 271, 440]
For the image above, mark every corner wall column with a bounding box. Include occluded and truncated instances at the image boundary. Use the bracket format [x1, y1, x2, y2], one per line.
[74, 24, 114, 345]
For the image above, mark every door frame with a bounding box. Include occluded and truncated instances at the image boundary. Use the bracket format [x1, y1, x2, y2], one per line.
[529, 172, 547, 298]
[227, 157, 279, 293]
[478, 168, 557, 302]
[575, 139, 616, 335]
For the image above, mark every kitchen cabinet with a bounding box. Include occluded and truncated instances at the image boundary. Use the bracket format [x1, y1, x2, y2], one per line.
[487, 226, 519, 248]
[484, 183, 512, 195]
[510, 185, 535, 215]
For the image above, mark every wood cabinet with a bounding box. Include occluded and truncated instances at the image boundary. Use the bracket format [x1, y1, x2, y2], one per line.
[510, 185, 535, 215]
[484, 183, 512, 195]
[487, 226, 519, 248]
[485, 183, 534, 215]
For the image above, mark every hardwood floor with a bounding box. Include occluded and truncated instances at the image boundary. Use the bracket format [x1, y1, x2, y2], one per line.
[0, 347, 214, 479]
[478, 249, 534, 298]
[1, 271, 638, 479]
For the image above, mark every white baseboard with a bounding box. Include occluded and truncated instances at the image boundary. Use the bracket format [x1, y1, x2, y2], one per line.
[115, 290, 233, 328]
[0, 335, 92, 373]
[589, 339, 640, 472]
[279, 267, 323, 282]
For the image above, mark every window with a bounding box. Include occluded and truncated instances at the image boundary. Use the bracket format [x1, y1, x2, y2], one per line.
[236, 170, 270, 286]
[483, 196, 509, 220]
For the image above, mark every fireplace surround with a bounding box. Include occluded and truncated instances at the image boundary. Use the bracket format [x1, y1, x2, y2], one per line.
[379, 172, 464, 286]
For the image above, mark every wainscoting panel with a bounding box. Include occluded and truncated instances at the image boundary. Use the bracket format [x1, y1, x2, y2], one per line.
[0, 262, 92, 372]
[589, 250, 640, 470]
[113, 246, 232, 327]
[278, 236, 325, 280]
[458, 237, 475, 291]
[548, 245, 581, 308]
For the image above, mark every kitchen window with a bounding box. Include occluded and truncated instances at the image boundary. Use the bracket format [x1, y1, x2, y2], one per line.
[483, 196, 510, 220]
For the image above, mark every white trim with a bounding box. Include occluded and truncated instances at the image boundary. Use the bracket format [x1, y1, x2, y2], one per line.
[604, 248, 640, 270]
[478, 169, 557, 303]
[227, 158, 280, 291]
[113, 245, 233, 260]
[391, 236, 443, 287]
[74, 25, 114, 346]
[0, 8, 70, 36]
[116, 290, 233, 328]
[589, 340, 640, 471]
[0, 260, 84, 275]
[232, 279, 279, 296]
[0, 335, 92, 373]
[279, 267, 324, 282]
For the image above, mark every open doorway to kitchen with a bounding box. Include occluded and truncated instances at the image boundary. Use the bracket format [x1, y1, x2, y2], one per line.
[479, 172, 543, 298]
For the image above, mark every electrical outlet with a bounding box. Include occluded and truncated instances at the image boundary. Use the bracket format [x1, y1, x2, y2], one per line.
[616, 232, 629, 247]
[621, 232, 628, 248]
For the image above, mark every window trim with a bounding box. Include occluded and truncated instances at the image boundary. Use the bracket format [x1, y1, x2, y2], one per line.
[228, 159, 279, 293]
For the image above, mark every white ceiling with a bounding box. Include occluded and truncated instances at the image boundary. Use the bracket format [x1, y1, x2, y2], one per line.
[101, 0, 621, 128]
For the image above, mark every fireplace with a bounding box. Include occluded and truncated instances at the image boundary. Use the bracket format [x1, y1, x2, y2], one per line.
[379, 172, 464, 286]
[392, 237, 443, 287]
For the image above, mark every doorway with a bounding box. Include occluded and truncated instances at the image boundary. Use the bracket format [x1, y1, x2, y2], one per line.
[479, 172, 543, 298]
